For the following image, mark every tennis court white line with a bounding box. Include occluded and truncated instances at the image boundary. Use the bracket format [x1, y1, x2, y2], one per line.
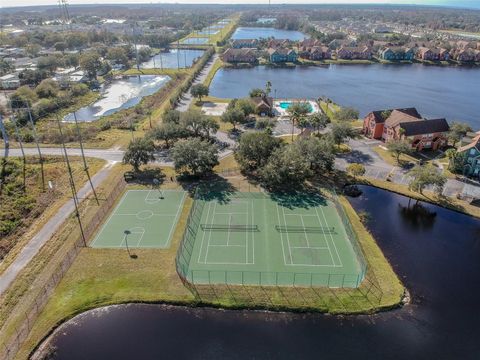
[90, 189, 129, 247]
[164, 191, 187, 248]
[312, 207, 336, 267]
[203, 202, 218, 264]
[299, 215, 311, 248]
[290, 246, 331, 250]
[209, 244, 245, 247]
[197, 201, 213, 264]
[275, 204, 288, 265]
[281, 206, 294, 265]
[214, 212, 248, 215]
[317, 204, 344, 267]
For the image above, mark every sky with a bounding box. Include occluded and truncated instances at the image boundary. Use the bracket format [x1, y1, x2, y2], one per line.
[3, 0, 480, 9]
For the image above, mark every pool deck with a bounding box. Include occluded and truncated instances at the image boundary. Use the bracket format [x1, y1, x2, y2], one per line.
[273, 99, 320, 117]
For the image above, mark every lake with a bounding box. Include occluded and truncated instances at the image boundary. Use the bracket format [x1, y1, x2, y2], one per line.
[231, 27, 307, 40]
[64, 75, 170, 122]
[140, 49, 204, 69]
[210, 64, 480, 127]
[35, 187, 480, 359]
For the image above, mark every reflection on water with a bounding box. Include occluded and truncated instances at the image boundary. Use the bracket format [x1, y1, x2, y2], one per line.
[398, 200, 437, 230]
[210, 65, 480, 127]
[64, 75, 170, 122]
[140, 49, 204, 69]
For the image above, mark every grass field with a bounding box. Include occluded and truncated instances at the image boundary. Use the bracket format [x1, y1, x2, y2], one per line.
[91, 190, 186, 249]
[178, 191, 365, 288]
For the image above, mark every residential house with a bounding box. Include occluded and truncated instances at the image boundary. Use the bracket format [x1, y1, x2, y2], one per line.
[475, 50, 480, 62]
[0, 73, 20, 89]
[454, 49, 476, 62]
[378, 47, 414, 61]
[363, 107, 450, 151]
[458, 134, 480, 178]
[221, 48, 257, 63]
[267, 48, 298, 63]
[363, 108, 422, 139]
[328, 38, 357, 50]
[298, 39, 322, 51]
[231, 39, 258, 49]
[439, 48, 450, 61]
[251, 96, 274, 116]
[416, 47, 440, 61]
[299, 46, 331, 60]
[267, 39, 291, 49]
[336, 46, 372, 60]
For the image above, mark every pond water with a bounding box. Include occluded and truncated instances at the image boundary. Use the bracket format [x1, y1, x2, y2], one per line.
[180, 37, 209, 45]
[36, 186, 480, 360]
[63, 75, 170, 122]
[140, 49, 204, 69]
[196, 29, 219, 36]
[210, 64, 480, 127]
[232, 27, 307, 40]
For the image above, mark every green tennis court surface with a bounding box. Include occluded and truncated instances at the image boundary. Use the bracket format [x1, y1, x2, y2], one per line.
[177, 192, 366, 288]
[91, 190, 186, 248]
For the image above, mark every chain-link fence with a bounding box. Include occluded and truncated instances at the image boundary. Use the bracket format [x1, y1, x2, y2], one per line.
[0, 177, 126, 360]
[175, 186, 384, 302]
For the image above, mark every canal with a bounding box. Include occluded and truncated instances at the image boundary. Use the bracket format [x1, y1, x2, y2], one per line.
[35, 186, 480, 359]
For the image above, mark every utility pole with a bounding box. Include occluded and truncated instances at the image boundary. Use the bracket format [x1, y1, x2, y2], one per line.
[10, 112, 27, 190]
[0, 114, 9, 196]
[56, 115, 87, 247]
[73, 111, 99, 205]
[177, 39, 180, 69]
[26, 103, 45, 191]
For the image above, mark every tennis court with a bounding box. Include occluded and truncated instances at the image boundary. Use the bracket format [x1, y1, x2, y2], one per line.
[177, 192, 366, 288]
[91, 190, 186, 249]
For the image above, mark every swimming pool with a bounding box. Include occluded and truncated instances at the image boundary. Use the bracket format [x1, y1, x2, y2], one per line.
[279, 101, 313, 112]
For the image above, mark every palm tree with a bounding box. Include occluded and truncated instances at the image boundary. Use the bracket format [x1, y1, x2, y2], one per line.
[287, 102, 311, 142]
[265, 81, 272, 97]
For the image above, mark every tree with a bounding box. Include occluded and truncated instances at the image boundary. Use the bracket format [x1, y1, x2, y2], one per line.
[190, 84, 209, 103]
[334, 107, 360, 122]
[287, 102, 311, 141]
[149, 123, 188, 148]
[54, 41, 67, 53]
[386, 140, 412, 164]
[107, 47, 129, 68]
[35, 79, 59, 98]
[308, 112, 330, 134]
[79, 51, 102, 79]
[265, 81, 272, 96]
[445, 148, 464, 174]
[172, 138, 218, 177]
[448, 122, 472, 147]
[37, 56, 59, 73]
[330, 122, 357, 145]
[249, 88, 266, 98]
[408, 164, 447, 195]
[292, 137, 335, 173]
[163, 110, 181, 124]
[260, 146, 312, 189]
[235, 98, 256, 116]
[122, 138, 156, 172]
[221, 108, 247, 131]
[10, 86, 38, 108]
[235, 132, 282, 171]
[347, 163, 366, 177]
[181, 109, 218, 138]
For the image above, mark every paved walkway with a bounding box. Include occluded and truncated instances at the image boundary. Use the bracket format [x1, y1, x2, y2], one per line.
[175, 53, 219, 112]
[0, 161, 116, 295]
